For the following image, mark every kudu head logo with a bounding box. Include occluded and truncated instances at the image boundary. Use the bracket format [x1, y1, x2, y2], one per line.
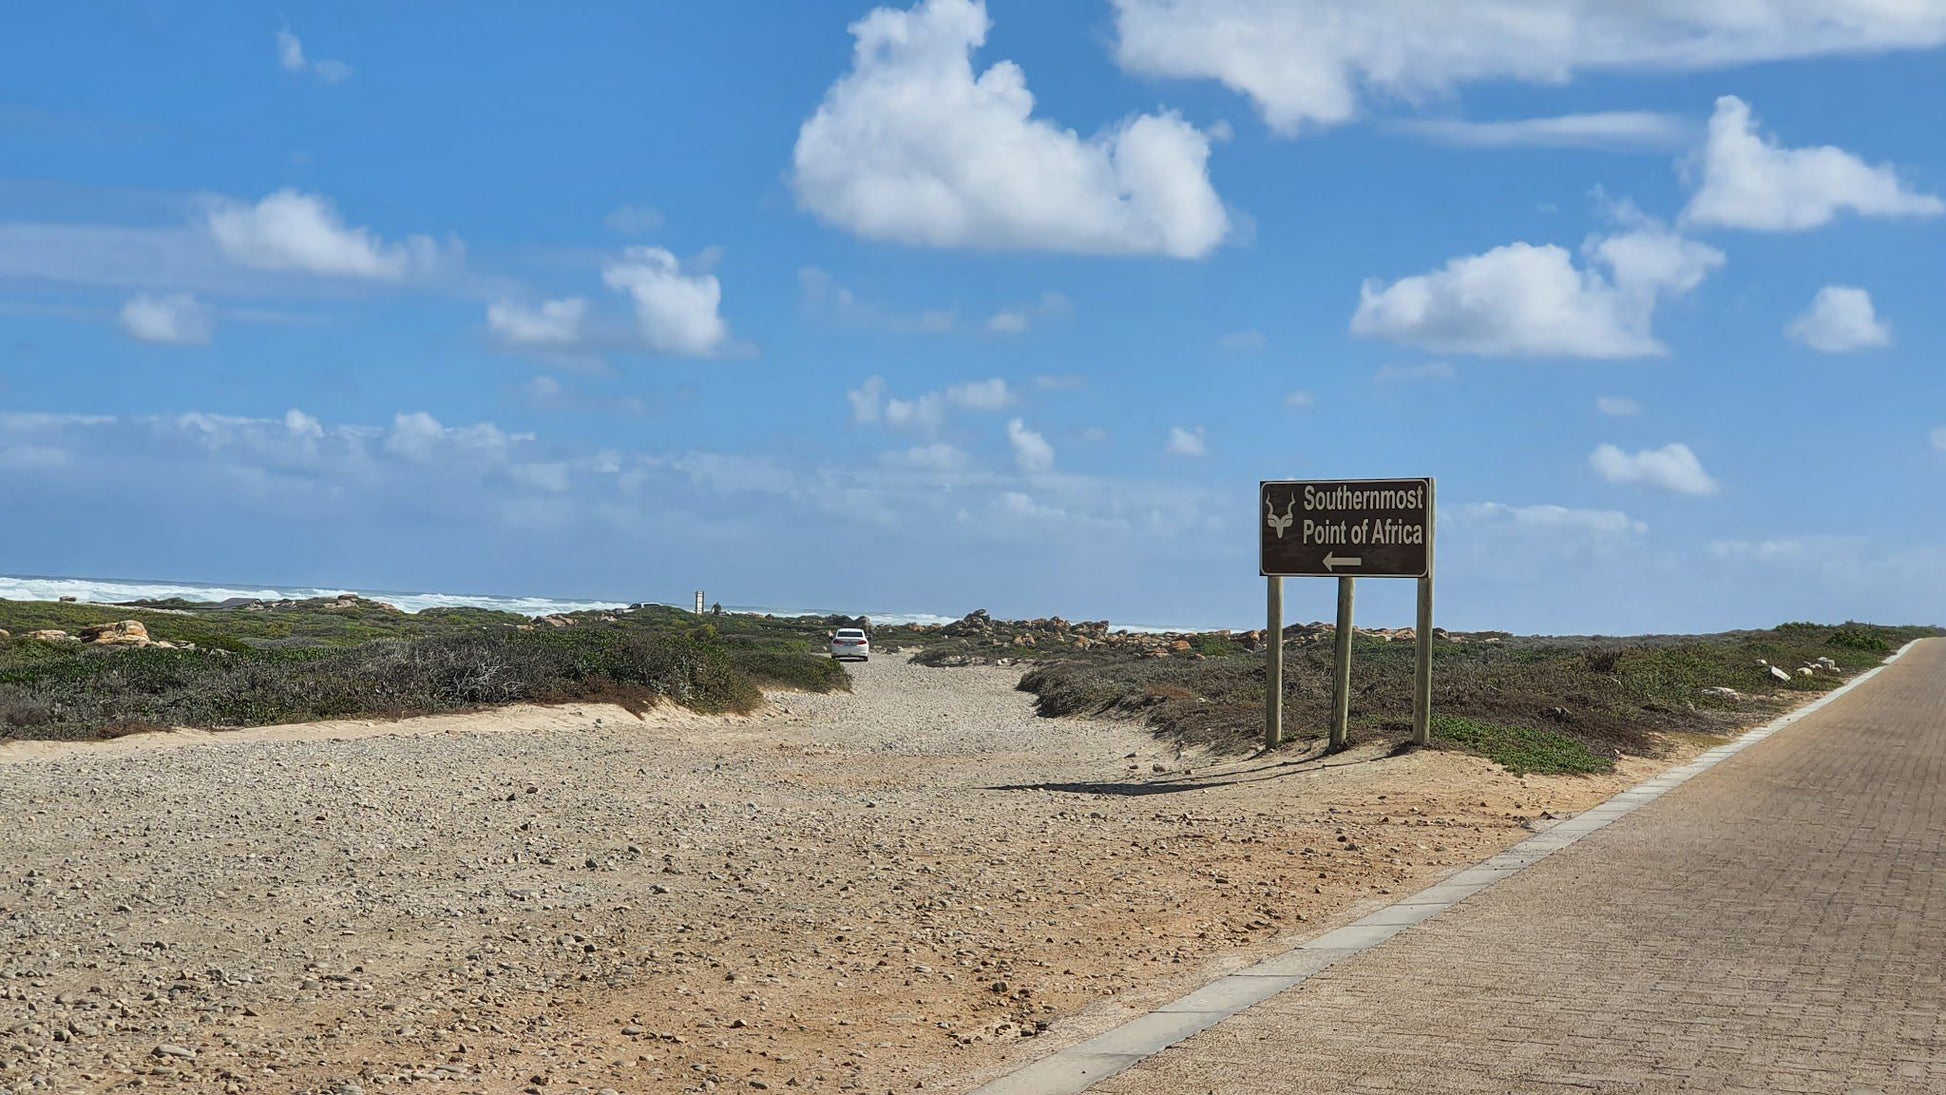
[1265, 495, 1295, 538]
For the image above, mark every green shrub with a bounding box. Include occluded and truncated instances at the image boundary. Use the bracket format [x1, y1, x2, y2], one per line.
[727, 649, 850, 695]
[0, 622, 845, 740]
[985, 621, 1938, 762]
[1827, 627, 1891, 653]
[1431, 715, 1613, 776]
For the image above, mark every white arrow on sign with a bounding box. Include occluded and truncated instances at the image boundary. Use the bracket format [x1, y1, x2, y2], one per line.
[1323, 552, 1362, 571]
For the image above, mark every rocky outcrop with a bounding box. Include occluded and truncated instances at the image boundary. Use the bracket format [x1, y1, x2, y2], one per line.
[79, 620, 151, 645]
[14, 620, 192, 651]
[943, 609, 994, 637]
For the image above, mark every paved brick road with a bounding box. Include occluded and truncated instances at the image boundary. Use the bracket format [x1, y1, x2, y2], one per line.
[1093, 640, 1946, 1095]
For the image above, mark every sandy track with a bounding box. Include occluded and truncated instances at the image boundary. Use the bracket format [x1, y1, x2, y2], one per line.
[1, 657, 1683, 1095]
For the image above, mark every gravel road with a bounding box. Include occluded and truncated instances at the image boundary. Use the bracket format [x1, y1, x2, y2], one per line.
[1, 656, 1662, 1094]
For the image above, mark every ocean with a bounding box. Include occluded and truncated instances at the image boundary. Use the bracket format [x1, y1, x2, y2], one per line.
[0, 572, 964, 628]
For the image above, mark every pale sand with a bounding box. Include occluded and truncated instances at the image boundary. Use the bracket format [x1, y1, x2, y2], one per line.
[1, 656, 1707, 1095]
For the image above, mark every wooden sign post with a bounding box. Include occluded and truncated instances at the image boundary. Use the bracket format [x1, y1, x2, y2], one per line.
[1260, 479, 1435, 750]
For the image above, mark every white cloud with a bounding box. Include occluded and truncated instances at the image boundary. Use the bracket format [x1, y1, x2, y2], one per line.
[1352, 221, 1723, 358]
[1007, 417, 1054, 473]
[848, 376, 888, 425]
[800, 266, 958, 333]
[792, 0, 1229, 258]
[886, 394, 946, 433]
[487, 298, 588, 347]
[946, 377, 1013, 411]
[1458, 502, 1647, 538]
[985, 291, 1073, 334]
[1785, 285, 1891, 353]
[1165, 425, 1206, 457]
[275, 30, 304, 72]
[525, 375, 565, 405]
[1376, 361, 1456, 381]
[880, 443, 969, 471]
[1707, 537, 1854, 567]
[0, 223, 232, 292]
[1219, 329, 1267, 351]
[119, 292, 213, 345]
[662, 452, 797, 495]
[276, 29, 353, 83]
[1590, 442, 1718, 496]
[1596, 395, 1642, 416]
[0, 445, 71, 472]
[284, 409, 324, 441]
[1449, 501, 1650, 566]
[208, 190, 440, 279]
[1398, 112, 1691, 151]
[603, 204, 664, 235]
[1684, 96, 1944, 231]
[1285, 389, 1317, 408]
[1110, 1, 1946, 136]
[992, 491, 1067, 522]
[511, 462, 572, 494]
[601, 246, 731, 356]
[385, 412, 516, 466]
[1, 408, 1240, 595]
[850, 375, 1013, 432]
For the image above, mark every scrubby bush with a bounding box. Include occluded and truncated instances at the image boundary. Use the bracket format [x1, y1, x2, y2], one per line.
[1432, 714, 1612, 776]
[991, 622, 1938, 772]
[0, 624, 843, 741]
[1827, 627, 1891, 653]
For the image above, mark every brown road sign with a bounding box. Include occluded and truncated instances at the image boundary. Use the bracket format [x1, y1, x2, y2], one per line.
[1260, 478, 1434, 578]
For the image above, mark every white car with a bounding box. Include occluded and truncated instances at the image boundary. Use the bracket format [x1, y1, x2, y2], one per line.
[830, 627, 871, 661]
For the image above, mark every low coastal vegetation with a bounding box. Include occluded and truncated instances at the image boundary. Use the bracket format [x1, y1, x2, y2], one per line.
[0, 597, 848, 741]
[907, 613, 1938, 776]
[2, 595, 1934, 776]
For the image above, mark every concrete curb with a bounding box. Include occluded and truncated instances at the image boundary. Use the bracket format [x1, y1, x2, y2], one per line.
[966, 639, 1924, 1095]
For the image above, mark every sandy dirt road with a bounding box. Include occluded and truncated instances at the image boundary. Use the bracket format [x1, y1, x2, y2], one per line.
[2, 657, 1689, 1094]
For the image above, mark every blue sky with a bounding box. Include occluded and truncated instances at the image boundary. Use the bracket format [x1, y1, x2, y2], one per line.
[3, 1, 1944, 632]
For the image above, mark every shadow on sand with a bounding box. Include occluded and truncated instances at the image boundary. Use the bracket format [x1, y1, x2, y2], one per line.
[985, 740, 1418, 797]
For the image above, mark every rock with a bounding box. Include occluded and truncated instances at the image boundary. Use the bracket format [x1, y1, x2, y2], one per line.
[0, 629, 9, 640]
[942, 608, 999, 637]
[1796, 667, 1814, 677]
[1169, 639, 1192, 652]
[152, 1043, 196, 1060]
[1767, 666, 1791, 683]
[1701, 686, 1741, 700]
[79, 620, 151, 646]
[25, 629, 78, 642]
[58, 595, 77, 602]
